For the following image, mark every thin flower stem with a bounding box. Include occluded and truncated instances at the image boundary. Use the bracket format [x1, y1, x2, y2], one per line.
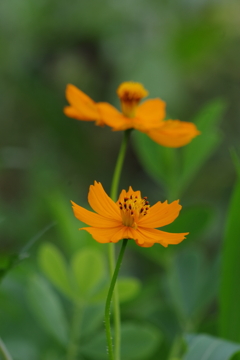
[0, 337, 13, 360]
[110, 129, 132, 201]
[166, 149, 180, 201]
[167, 335, 183, 360]
[105, 239, 128, 360]
[108, 129, 131, 360]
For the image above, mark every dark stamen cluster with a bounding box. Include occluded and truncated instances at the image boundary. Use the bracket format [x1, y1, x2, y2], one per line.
[119, 195, 150, 216]
[121, 91, 142, 102]
[119, 197, 132, 212]
[142, 196, 150, 215]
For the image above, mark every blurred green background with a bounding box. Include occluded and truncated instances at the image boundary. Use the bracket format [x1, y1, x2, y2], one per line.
[1, 0, 240, 359]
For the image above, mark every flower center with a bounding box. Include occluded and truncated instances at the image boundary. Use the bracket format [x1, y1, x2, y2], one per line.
[117, 82, 148, 118]
[118, 194, 150, 229]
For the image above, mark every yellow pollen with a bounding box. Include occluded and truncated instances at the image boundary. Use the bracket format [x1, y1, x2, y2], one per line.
[118, 195, 150, 229]
[117, 82, 148, 118]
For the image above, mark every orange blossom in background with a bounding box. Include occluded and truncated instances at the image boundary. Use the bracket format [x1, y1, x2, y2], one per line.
[64, 81, 200, 147]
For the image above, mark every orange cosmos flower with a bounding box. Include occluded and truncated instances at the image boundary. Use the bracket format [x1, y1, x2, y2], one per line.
[64, 81, 200, 147]
[71, 182, 188, 248]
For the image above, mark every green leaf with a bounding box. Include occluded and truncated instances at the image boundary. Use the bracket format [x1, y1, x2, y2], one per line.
[166, 249, 218, 329]
[0, 224, 56, 282]
[134, 205, 214, 269]
[133, 131, 176, 187]
[179, 99, 226, 192]
[0, 254, 18, 281]
[81, 304, 104, 338]
[81, 322, 162, 360]
[163, 205, 214, 241]
[71, 247, 105, 299]
[38, 243, 73, 299]
[90, 276, 141, 304]
[149, 305, 181, 342]
[183, 334, 240, 360]
[20, 222, 57, 255]
[47, 191, 90, 253]
[2, 339, 38, 360]
[133, 99, 226, 197]
[175, 21, 223, 69]
[230, 148, 240, 178]
[27, 274, 69, 345]
[118, 277, 141, 303]
[219, 178, 240, 342]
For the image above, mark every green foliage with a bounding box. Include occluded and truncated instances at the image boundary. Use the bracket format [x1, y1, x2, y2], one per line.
[81, 304, 105, 338]
[71, 247, 106, 299]
[46, 191, 91, 254]
[230, 148, 240, 178]
[0, 223, 55, 282]
[180, 99, 226, 192]
[38, 243, 73, 299]
[0, 254, 18, 282]
[1, 338, 39, 360]
[166, 249, 218, 330]
[183, 334, 240, 360]
[135, 205, 214, 267]
[117, 277, 141, 303]
[219, 177, 240, 342]
[80, 322, 162, 360]
[92, 276, 141, 303]
[164, 205, 214, 240]
[38, 243, 141, 305]
[133, 131, 174, 189]
[39, 243, 107, 303]
[133, 99, 226, 198]
[0, 0, 238, 358]
[174, 20, 224, 69]
[27, 275, 69, 345]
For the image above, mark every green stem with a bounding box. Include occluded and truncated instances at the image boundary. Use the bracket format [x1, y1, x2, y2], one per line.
[67, 302, 83, 360]
[110, 129, 132, 201]
[0, 337, 13, 360]
[166, 148, 180, 201]
[167, 335, 183, 360]
[108, 129, 131, 360]
[105, 239, 128, 360]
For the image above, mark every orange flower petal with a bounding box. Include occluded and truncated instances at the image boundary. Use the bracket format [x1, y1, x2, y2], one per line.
[64, 106, 93, 121]
[97, 102, 134, 130]
[88, 182, 122, 220]
[135, 99, 166, 131]
[135, 227, 188, 247]
[65, 84, 100, 121]
[120, 228, 158, 247]
[72, 181, 188, 248]
[118, 187, 142, 202]
[134, 227, 168, 247]
[126, 186, 142, 199]
[137, 242, 154, 248]
[71, 201, 121, 228]
[110, 226, 134, 242]
[138, 200, 182, 228]
[147, 120, 200, 148]
[81, 225, 126, 243]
